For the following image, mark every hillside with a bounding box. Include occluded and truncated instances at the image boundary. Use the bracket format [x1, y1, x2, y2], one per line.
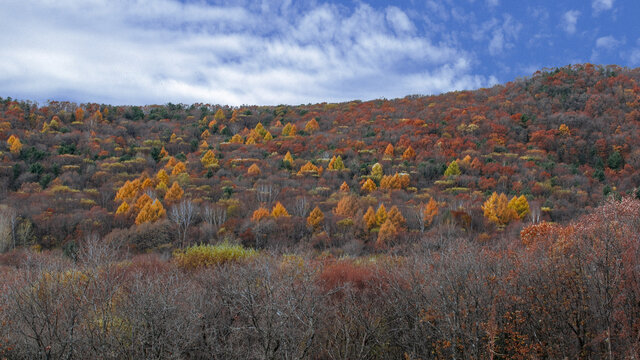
[1, 63, 639, 252]
[2, 64, 640, 358]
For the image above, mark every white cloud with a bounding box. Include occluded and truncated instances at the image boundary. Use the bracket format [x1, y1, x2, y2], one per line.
[486, 0, 499, 7]
[478, 14, 521, 56]
[592, 0, 614, 15]
[630, 49, 640, 66]
[596, 35, 622, 49]
[562, 10, 580, 34]
[0, 0, 492, 105]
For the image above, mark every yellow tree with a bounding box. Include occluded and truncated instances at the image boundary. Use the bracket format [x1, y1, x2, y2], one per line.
[482, 192, 517, 227]
[133, 193, 153, 213]
[282, 123, 293, 136]
[229, 134, 243, 144]
[171, 161, 187, 176]
[156, 169, 169, 185]
[298, 161, 322, 176]
[340, 181, 350, 192]
[402, 146, 416, 160]
[201, 129, 211, 139]
[115, 180, 138, 202]
[387, 206, 406, 228]
[255, 122, 267, 137]
[361, 178, 377, 193]
[363, 207, 377, 230]
[375, 204, 388, 226]
[307, 206, 324, 229]
[371, 163, 383, 181]
[247, 163, 261, 176]
[159, 146, 169, 158]
[384, 143, 394, 157]
[508, 195, 530, 219]
[252, 207, 270, 222]
[135, 199, 166, 225]
[304, 118, 319, 133]
[164, 182, 184, 203]
[115, 201, 130, 215]
[422, 198, 439, 229]
[334, 195, 359, 218]
[376, 219, 397, 250]
[283, 151, 294, 166]
[444, 160, 461, 177]
[7, 135, 22, 154]
[214, 109, 226, 122]
[264, 131, 273, 141]
[271, 202, 290, 218]
[75, 107, 84, 122]
[328, 155, 345, 170]
[201, 150, 219, 168]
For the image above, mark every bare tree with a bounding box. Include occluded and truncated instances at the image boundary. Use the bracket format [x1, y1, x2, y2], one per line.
[202, 203, 227, 229]
[255, 182, 279, 204]
[292, 196, 310, 217]
[170, 200, 198, 247]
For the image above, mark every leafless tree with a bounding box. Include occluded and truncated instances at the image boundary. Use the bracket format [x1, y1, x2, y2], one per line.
[202, 203, 227, 229]
[255, 182, 279, 204]
[292, 196, 310, 217]
[170, 200, 198, 247]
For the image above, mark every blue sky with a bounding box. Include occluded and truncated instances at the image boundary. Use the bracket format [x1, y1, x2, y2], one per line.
[0, 0, 638, 106]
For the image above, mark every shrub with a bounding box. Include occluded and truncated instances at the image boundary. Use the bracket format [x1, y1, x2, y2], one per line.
[174, 242, 257, 270]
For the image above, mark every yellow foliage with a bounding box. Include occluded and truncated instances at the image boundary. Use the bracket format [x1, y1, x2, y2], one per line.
[283, 151, 294, 165]
[159, 146, 169, 158]
[304, 118, 319, 133]
[328, 155, 345, 170]
[230, 134, 244, 144]
[482, 192, 518, 227]
[115, 201, 130, 215]
[402, 146, 416, 160]
[174, 242, 257, 270]
[201, 129, 211, 139]
[298, 161, 322, 176]
[307, 206, 325, 228]
[171, 161, 186, 176]
[264, 131, 273, 141]
[252, 207, 271, 222]
[133, 193, 152, 213]
[271, 202, 290, 218]
[201, 150, 219, 168]
[135, 199, 165, 225]
[375, 204, 387, 226]
[508, 195, 530, 219]
[115, 180, 139, 202]
[247, 163, 261, 176]
[384, 143, 394, 157]
[156, 169, 169, 185]
[214, 109, 226, 121]
[361, 178, 377, 192]
[8, 135, 22, 154]
[363, 206, 377, 230]
[387, 206, 406, 228]
[164, 182, 184, 203]
[340, 181, 350, 192]
[371, 163, 383, 181]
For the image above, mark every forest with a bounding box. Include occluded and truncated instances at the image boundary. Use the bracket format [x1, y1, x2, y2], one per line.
[1, 63, 640, 358]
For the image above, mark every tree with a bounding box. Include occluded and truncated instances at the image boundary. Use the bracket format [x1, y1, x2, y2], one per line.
[371, 163, 383, 181]
[421, 198, 439, 231]
[116, 201, 130, 215]
[230, 134, 243, 144]
[340, 181, 350, 192]
[171, 161, 187, 176]
[170, 200, 198, 247]
[387, 206, 405, 228]
[75, 107, 84, 122]
[363, 207, 377, 230]
[247, 164, 261, 176]
[135, 199, 166, 224]
[271, 202, 290, 218]
[283, 151, 294, 166]
[307, 206, 324, 229]
[361, 179, 377, 193]
[201, 150, 219, 168]
[156, 169, 169, 185]
[334, 195, 359, 218]
[214, 109, 226, 122]
[508, 195, 530, 220]
[376, 219, 397, 249]
[252, 207, 271, 222]
[607, 151, 623, 170]
[375, 204, 387, 226]
[7, 135, 22, 154]
[402, 146, 416, 160]
[304, 118, 319, 133]
[328, 156, 345, 170]
[482, 192, 517, 227]
[164, 182, 184, 203]
[384, 143, 394, 157]
[444, 160, 461, 177]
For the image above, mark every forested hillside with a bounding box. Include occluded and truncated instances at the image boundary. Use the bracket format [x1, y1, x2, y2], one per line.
[1, 63, 639, 252]
[2, 64, 640, 358]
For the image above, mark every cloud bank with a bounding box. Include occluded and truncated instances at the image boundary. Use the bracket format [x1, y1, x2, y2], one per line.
[0, 0, 493, 106]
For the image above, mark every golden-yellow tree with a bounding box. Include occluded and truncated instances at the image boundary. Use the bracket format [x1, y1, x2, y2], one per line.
[387, 206, 406, 228]
[7, 135, 22, 154]
[252, 207, 270, 222]
[402, 146, 416, 160]
[247, 163, 261, 176]
[135, 199, 166, 225]
[115, 201, 130, 215]
[271, 202, 290, 218]
[363, 207, 377, 230]
[482, 192, 517, 227]
[171, 161, 187, 176]
[375, 204, 388, 226]
[201, 150, 219, 168]
[307, 206, 324, 229]
[304, 118, 319, 133]
[371, 163, 383, 181]
[283, 151, 294, 166]
[361, 178, 377, 193]
[164, 182, 184, 203]
[328, 155, 345, 170]
[508, 195, 530, 219]
[384, 143, 394, 157]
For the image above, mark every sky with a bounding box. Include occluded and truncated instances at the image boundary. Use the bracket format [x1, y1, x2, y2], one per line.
[0, 0, 638, 106]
